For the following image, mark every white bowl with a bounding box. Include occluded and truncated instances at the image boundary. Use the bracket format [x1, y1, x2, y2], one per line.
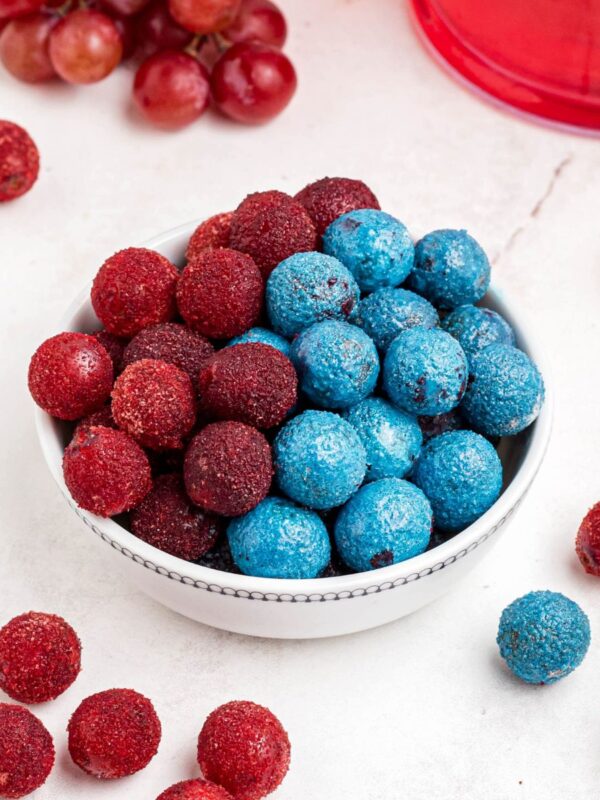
[34, 221, 553, 639]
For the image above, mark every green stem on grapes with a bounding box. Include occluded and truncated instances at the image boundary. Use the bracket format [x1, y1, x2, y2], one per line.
[211, 32, 230, 53]
[53, 0, 72, 15]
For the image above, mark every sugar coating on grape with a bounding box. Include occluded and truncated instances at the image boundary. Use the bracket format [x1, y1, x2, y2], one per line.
[228, 326, 291, 358]
[0, 120, 39, 202]
[290, 319, 379, 409]
[334, 478, 432, 571]
[497, 591, 590, 685]
[197, 700, 291, 800]
[112, 359, 196, 451]
[93, 329, 127, 372]
[0, 612, 81, 705]
[130, 473, 221, 561]
[28, 332, 113, 420]
[0, 703, 54, 798]
[408, 229, 491, 309]
[198, 343, 297, 429]
[67, 688, 161, 779]
[184, 421, 272, 517]
[186, 211, 233, 261]
[177, 248, 263, 339]
[122, 323, 214, 382]
[294, 176, 380, 238]
[323, 209, 415, 293]
[461, 343, 544, 437]
[157, 779, 234, 800]
[274, 410, 366, 510]
[575, 502, 600, 577]
[343, 397, 422, 481]
[357, 287, 439, 352]
[266, 251, 359, 339]
[383, 327, 468, 417]
[442, 304, 515, 364]
[91, 247, 179, 337]
[412, 430, 502, 532]
[63, 425, 152, 517]
[227, 496, 331, 579]
[230, 190, 317, 278]
[73, 404, 116, 439]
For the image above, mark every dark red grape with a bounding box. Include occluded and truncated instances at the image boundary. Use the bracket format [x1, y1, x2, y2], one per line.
[110, 11, 136, 59]
[0, 0, 43, 21]
[134, 0, 190, 58]
[101, 0, 149, 15]
[224, 0, 286, 48]
[211, 41, 296, 123]
[48, 8, 122, 84]
[168, 0, 239, 34]
[133, 50, 210, 129]
[0, 13, 56, 82]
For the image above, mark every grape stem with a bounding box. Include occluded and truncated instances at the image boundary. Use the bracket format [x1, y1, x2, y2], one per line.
[211, 32, 230, 53]
[184, 34, 207, 57]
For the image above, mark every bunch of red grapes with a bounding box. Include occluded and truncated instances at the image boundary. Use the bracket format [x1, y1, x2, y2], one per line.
[0, 0, 296, 129]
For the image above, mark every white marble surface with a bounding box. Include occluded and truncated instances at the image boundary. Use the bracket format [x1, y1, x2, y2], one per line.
[2, 0, 600, 797]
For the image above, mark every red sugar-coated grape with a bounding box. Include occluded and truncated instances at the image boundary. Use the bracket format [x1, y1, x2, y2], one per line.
[123, 322, 214, 382]
[294, 176, 381, 238]
[28, 332, 113, 420]
[177, 248, 263, 339]
[93, 329, 127, 372]
[168, 0, 239, 34]
[0, 612, 81, 704]
[576, 502, 600, 577]
[199, 343, 297, 429]
[157, 780, 234, 800]
[0, 14, 56, 83]
[112, 359, 196, 451]
[134, 0, 190, 59]
[186, 211, 233, 261]
[67, 688, 161, 779]
[130, 473, 221, 561]
[230, 190, 316, 278]
[0, 0, 43, 21]
[0, 704, 54, 798]
[418, 409, 464, 442]
[73, 403, 116, 438]
[198, 701, 290, 800]
[91, 247, 179, 337]
[133, 51, 210, 130]
[49, 9, 122, 84]
[63, 425, 152, 517]
[0, 120, 39, 202]
[211, 41, 296, 125]
[224, 0, 286, 48]
[184, 422, 272, 516]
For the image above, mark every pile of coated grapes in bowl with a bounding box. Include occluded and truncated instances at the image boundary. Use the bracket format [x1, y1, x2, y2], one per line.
[28, 177, 545, 580]
[0, 0, 296, 129]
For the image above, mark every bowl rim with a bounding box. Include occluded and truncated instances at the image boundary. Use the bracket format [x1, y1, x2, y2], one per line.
[33, 221, 553, 603]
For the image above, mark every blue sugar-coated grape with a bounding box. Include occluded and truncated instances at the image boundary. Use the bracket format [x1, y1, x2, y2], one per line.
[357, 287, 439, 352]
[228, 327, 291, 358]
[442, 304, 515, 364]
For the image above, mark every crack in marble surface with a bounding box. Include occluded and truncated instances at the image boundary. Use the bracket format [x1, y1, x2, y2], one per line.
[494, 154, 574, 264]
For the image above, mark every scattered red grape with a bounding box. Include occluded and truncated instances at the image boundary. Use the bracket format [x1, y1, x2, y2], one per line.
[576, 502, 600, 577]
[133, 50, 210, 130]
[0, 119, 39, 202]
[0, 13, 56, 82]
[48, 8, 122, 84]
[167, 0, 239, 34]
[0, 611, 81, 704]
[0, 704, 54, 798]
[101, 0, 149, 17]
[68, 688, 161, 779]
[223, 0, 286, 48]
[197, 700, 290, 800]
[211, 41, 296, 124]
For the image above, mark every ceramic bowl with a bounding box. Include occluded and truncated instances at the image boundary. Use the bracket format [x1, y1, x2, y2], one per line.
[34, 221, 553, 639]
